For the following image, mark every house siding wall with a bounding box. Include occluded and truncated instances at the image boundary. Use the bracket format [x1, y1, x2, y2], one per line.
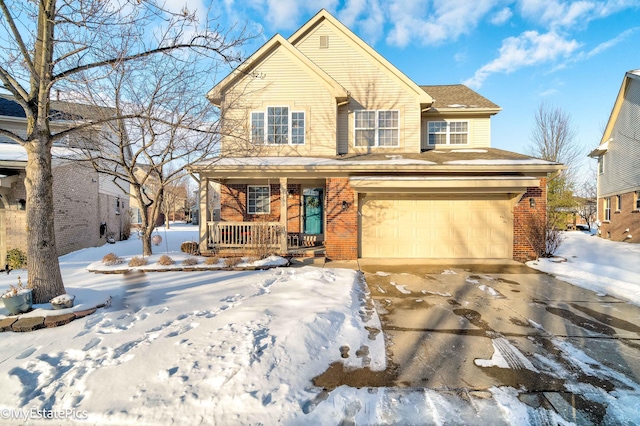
[421, 114, 492, 150]
[513, 178, 548, 262]
[599, 78, 640, 197]
[220, 47, 338, 157]
[293, 21, 422, 153]
[597, 191, 640, 243]
[325, 177, 357, 260]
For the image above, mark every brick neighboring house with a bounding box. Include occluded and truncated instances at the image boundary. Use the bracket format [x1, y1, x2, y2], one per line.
[589, 69, 640, 243]
[191, 9, 563, 262]
[0, 95, 129, 267]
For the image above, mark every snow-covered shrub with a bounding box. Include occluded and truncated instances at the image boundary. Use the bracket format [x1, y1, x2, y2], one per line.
[158, 255, 174, 266]
[102, 252, 123, 266]
[224, 257, 242, 268]
[128, 256, 148, 267]
[182, 257, 198, 266]
[204, 257, 220, 265]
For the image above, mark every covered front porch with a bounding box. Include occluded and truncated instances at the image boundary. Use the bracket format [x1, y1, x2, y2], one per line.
[198, 177, 327, 256]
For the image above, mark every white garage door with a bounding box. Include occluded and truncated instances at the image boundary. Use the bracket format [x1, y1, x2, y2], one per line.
[360, 194, 513, 258]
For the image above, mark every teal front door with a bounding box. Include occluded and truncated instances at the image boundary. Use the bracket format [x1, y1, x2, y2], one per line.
[303, 188, 323, 234]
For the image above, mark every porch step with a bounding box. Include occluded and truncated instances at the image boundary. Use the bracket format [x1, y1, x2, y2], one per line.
[288, 245, 326, 258]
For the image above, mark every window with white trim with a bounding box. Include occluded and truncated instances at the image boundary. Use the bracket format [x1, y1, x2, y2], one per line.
[251, 107, 305, 145]
[604, 197, 611, 221]
[248, 186, 270, 214]
[598, 155, 604, 174]
[427, 121, 469, 145]
[355, 110, 399, 147]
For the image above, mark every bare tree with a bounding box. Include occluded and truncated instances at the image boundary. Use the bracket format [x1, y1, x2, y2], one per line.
[0, 0, 248, 302]
[575, 167, 598, 229]
[162, 175, 190, 229]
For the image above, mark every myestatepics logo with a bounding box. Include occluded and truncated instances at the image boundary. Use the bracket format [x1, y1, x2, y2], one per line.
[0, 408, 89, 420]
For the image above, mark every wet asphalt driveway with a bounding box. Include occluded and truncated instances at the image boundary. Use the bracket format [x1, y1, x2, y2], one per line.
[357, 261, 640, 424]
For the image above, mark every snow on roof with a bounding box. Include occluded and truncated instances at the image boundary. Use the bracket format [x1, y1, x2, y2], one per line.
[0, 143, 81, 163]
[443, 159, 557, 166]
[213, 156, 436, 167]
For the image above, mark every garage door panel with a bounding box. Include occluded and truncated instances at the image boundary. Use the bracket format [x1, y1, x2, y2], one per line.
[360, 194, 513, 259]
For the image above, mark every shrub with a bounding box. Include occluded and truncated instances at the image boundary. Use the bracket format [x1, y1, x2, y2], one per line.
[246, 256, 258, 265]
[158, 255, 174, 266]
[6, 248, 27, 270]
[224, 257, 242, 268]
[180, 241, 199, 255]
[122, 208, 132, 240]
[204, 257, 220, 265]
[128, 256, 148, 267]
[182, 257, 198, 266]
[102, 252, 122, 266]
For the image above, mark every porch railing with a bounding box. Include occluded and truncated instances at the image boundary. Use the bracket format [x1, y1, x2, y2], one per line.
[207, 221, 282, 250]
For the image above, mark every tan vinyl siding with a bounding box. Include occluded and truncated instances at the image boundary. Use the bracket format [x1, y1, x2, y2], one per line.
[220, 47, 338, 157]
[420, 114, 492, 149]
[599, 78, 640, 197]
[294, 22, 421, 153]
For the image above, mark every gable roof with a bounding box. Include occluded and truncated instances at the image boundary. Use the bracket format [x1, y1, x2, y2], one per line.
[0, 94, 114, 121]
[421, 85, 501, 113]
[287, 9, 432, 107]
[598, 69, 640, 148]
[207, 33, 349, 106]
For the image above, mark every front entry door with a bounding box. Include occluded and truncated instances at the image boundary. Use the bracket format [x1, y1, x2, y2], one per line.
[303, 188, 323, 234]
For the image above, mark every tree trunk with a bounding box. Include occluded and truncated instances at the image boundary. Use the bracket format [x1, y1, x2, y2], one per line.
[24, 138, 66, 303]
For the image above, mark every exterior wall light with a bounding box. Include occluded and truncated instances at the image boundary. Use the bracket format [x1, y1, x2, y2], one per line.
[529, 198, 536, 208]
[342, 200, 349, 210]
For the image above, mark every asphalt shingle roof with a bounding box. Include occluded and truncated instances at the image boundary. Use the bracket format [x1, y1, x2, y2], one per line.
[420, 85, 500, 109]
[0, 94, 114, 121]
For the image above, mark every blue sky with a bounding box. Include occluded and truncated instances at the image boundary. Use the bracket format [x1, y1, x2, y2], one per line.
[182, 0, 639, 173]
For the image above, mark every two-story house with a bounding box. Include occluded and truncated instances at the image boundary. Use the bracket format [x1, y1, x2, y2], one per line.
[0, 95, 130, 266]
[589, 69, 640, 243]
[192, 9, 562, 261]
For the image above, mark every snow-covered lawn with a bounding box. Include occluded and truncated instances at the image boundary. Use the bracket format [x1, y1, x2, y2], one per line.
[0, 225, 387, 424]
[527, 230, 640, 306]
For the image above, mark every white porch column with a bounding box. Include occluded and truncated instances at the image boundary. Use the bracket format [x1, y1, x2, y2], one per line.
[280, 177, 288, 253]
[199, 177, 209, 253]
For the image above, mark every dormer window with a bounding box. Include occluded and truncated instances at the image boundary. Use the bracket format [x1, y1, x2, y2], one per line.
[428, 120, 469, 145]
[251, 107, 305, 145]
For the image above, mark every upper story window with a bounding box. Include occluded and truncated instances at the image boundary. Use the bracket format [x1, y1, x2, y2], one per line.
[598, 155, 605, 174]
[355, 110, 399, 147]
[251, 107, 305, 145]
[427, 121, 469, 145]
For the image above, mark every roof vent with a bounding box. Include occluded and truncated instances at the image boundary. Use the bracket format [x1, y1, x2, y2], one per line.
[319, 35, 329, 49]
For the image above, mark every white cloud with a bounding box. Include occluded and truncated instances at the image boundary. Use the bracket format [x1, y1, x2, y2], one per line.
[581, 26, 639, 59]
[386, 0, 501, 47]
[518, 0, 639, 29]
[464, 30, 580, 88]
[338, 0, 385, 45]
[491, 7, 513, 25]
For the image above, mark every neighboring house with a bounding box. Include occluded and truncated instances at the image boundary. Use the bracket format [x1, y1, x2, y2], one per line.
[589, 69, 640, 243]
[0, 95, 129, 267]
[192, 9, 563, 261]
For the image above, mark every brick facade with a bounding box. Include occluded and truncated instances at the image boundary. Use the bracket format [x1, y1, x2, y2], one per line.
[1, 162, 127, 268]
[513, 178, 548, 262]
[598, 191, 640, 243]
[220, 183, 302, 230]
[325, 178, 358, 260]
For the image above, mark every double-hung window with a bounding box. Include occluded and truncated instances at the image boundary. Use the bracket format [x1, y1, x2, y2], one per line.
[248, 186, 270, 214]
[616, 195, 622, 212]
[598, 155, 605, 174]
[427, 121, 469, 145]
[355, 110, 399, 147]
[604, 197, 611, 221]
[251, 107, 305, 145]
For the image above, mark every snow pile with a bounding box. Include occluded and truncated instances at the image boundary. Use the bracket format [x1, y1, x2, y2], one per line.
[527, 231, 640, 306]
